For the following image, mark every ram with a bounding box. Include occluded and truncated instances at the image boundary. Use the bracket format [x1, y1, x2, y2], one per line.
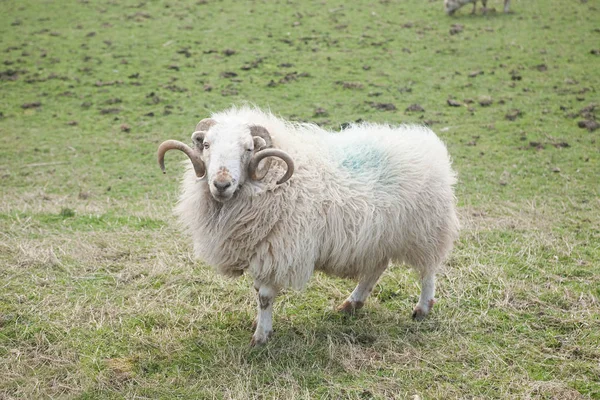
[158, 107, 459, 345]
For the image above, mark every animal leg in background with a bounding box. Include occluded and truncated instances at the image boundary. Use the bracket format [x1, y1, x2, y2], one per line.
[504, 0, 510, 13]
[471, 0, 477, 14]
[481, 0, 488, 13]
[337, 261, 389, 314]
[251, 281, 278, 346]
[412, 268, 437, 320]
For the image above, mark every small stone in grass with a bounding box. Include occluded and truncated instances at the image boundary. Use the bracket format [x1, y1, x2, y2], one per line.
[478, 96, 493, 107]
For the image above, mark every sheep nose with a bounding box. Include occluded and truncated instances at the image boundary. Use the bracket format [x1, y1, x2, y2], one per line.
[213, 180, 231, 192]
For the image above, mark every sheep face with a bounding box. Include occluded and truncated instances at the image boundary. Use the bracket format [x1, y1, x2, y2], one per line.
[198, 123, 260, 202]
[158, 119, 294, 202]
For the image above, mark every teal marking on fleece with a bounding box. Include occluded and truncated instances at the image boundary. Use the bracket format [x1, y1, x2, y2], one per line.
[340, 146, 383, 172]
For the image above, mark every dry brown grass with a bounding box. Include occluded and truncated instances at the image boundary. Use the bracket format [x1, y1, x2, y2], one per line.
[1, 189, 598, 398]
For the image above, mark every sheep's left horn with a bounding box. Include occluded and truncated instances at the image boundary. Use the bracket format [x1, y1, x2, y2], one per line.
[248, 149, 295, 185]
[157, 140, 206, 178]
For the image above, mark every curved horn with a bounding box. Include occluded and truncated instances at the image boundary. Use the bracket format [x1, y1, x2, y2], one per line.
[157, 140, 206, 178]
[196, 118, 217, 132]
[248, 149, 295, 185]
[249, 125, 274, 179]
[249, 125, 272, 148]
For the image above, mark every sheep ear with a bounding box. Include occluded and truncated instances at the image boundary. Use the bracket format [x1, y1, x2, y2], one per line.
[195, 118, 217, 132]
[253, 136, 267, 151]
[249, 125, 272, 148]
[192, 130, 205, 147]
[192, 118, 216, 149]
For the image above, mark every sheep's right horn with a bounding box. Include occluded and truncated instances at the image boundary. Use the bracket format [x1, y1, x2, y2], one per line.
[248, 149, 295, 184]
[157, 140, 206, 178]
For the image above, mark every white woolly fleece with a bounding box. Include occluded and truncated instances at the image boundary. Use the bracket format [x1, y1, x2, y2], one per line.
[175, 106, 459, 290]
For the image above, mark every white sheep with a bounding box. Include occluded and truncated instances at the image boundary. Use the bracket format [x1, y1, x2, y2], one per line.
[444, 0, 510, 15]
[158, 106, 459, 345]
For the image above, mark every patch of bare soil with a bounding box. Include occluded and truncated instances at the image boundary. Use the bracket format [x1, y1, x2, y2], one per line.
[367, 102, 397, 111]
[241, 58, 264, 70]
[313, 107, 328, 117]
[405, 103, 424, 112]
[449, 24, 463, 35]
[100, 108, 120, 115]
[1, 69, 25, 81]
[21, 101, 41, 109]
[578, 120, 599, 131]
[505, 109, 522, 121]
[575, 103, 598, 131]
[336, 81, 364, 89]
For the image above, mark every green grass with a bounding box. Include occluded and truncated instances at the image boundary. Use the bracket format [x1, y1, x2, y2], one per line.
[1, 0, 599, 398]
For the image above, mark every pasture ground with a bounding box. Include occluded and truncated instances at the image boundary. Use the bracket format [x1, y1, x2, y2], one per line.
[0, 0, 598, 398]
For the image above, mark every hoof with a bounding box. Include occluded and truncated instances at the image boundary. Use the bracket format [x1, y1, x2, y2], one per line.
[336, 299, 364, 314]
[411, 306, 428, 321]
[412, 299, 436, 321]
[250, 336, 266, 347]
[250, 330, 273, 347]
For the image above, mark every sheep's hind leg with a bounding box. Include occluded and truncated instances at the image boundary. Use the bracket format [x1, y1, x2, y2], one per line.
[412, 269, 436, 320]
[337, 261, 388, 314]
[481, 0, 488, 14]
[251, 281, 278, 346]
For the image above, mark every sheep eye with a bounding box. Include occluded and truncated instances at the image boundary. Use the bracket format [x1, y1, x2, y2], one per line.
[246, 148, 253, 152]
[203, 143, 210, 150]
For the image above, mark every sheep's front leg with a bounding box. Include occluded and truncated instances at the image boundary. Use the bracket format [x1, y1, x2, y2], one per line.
[337, 261, 388, 314]
[470, 0, 477, 14]
[412, 270, 436, 320]
[251, 281, 277, 346]
[503, 0, 510, 13]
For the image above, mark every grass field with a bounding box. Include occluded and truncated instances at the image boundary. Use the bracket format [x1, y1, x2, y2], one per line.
[1, 0, 599, 398]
